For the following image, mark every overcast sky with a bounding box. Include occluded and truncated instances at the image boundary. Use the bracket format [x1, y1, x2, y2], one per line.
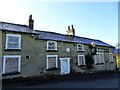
[0, 0, 118, 46]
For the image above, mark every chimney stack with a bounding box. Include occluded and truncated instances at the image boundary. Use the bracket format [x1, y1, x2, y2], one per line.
[66, 25, 75, 36]
[29, 14, 34, 29]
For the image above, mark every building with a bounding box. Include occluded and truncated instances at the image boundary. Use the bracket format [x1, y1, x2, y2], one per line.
[1, 15, 116, 79]
[113, 49, 120, 69]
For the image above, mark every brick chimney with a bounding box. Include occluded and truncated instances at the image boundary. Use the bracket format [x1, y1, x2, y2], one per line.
[29, 15, 34, 29]
[66, 25, 75, 36]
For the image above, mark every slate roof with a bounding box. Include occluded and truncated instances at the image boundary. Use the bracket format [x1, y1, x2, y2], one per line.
[0, 21, 114, 48]
[36, 30, 114, 48]
[113, 49, 120, 54]
[0, 22, 38, 34]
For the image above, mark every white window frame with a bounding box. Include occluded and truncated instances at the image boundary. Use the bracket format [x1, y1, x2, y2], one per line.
[2, 55, 21, 74]
[5, 34, 21, 49]
[94, 52, 105, 64]
[109, 53, 114, 62]
[77, 44, 84, 51]
[78, 55, 85, 66]
[46, 55, 58, 69]
[47, 41, 57, 51]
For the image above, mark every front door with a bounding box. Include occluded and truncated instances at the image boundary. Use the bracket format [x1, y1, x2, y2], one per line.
[105, 52, 110, 70]
[60, 58, 70, 75]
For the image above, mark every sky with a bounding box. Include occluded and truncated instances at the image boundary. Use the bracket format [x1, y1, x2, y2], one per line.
[0, 0, 118, 46]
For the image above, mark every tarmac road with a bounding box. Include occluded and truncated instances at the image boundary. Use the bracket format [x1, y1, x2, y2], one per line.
[2, 71, 120, 88]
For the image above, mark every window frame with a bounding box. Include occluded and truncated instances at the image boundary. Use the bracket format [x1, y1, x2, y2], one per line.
[47, 41, 57, 51]
[78, 55, 85, 66]
[2, 55, 21, 74]
[109, 53, 114, 63]
[5, 34, 21, 50]
[94, 52, 105, 64]
[77, 44, 84, 51]
[46, 55, 58, 69]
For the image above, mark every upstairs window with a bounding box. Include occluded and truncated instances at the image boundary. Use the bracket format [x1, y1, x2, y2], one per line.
[47, 41, 57, 51]
[77, 44, 84, 51]
[5, 34, 21, 50]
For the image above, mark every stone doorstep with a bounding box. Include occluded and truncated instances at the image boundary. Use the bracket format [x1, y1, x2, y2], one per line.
[2, 70, 118, 86]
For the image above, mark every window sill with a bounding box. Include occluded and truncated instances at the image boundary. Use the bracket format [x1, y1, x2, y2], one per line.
[78, 65, 86, 67]
[46, 50, 58, 52]
[5, 49, 21, 51]
[46, 68, 58, 71]
[95, 63, 104, 65]
[77, 51, 84, 52]
[110, 62, 114, 63]
[2, 72, 20, 76]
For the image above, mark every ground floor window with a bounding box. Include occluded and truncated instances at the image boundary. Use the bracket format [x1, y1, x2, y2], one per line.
[109, 53, 114, 63]
[94, 52, 104, 64]
[78, 55, 85, 66]
[46, 55, 58, 69]
[2, 55, 21, 74]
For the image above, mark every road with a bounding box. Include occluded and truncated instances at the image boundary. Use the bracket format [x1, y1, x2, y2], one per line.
[2, 71, 120, 88]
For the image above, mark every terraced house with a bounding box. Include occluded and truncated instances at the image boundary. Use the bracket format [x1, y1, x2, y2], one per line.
[1, 15, 116, 79]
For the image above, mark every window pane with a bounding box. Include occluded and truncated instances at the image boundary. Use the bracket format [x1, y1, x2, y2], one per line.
[7, 36, 19, 49]
[5, 58, 19, 73]
[79, 56, 84, 65]
[78, 47, 82, 51]
[48, 42, 55, 50]
[8, 43, 14, 48]
[96, 54, 99, 63]
[14, 43, 19, 48]
[8, 36, 14, 42]
[14, 37, 19, 43]
[48, 57, 56, 68]
[77, 44, 83, 51]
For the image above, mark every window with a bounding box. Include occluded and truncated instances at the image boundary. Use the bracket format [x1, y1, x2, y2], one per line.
[94, 52, 104, 64]
[46, 55, 58, 69]
[66, 48, 70, 52]
[78, 55, 85, 66]
[2, 55, 21, 74]
[47, 41, 57, 51]
[109, 53, 114, 62]
[5, 34, 21, 49]
[77, 44, 84, 51]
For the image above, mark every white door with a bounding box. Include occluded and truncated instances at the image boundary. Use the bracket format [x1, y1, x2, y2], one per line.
[60, 58, 70, 75]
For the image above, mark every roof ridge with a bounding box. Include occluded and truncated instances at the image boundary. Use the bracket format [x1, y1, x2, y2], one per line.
[36, 30, 100, 41]
[0, 21, 28, 27]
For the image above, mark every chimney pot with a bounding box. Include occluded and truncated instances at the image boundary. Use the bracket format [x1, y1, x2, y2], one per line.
[68, 26, 70, 31]
[71, 25, 74, 29]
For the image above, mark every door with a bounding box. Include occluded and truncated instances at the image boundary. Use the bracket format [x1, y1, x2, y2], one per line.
[104, 52, 110, 70]
[60, 58, 70, 75]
